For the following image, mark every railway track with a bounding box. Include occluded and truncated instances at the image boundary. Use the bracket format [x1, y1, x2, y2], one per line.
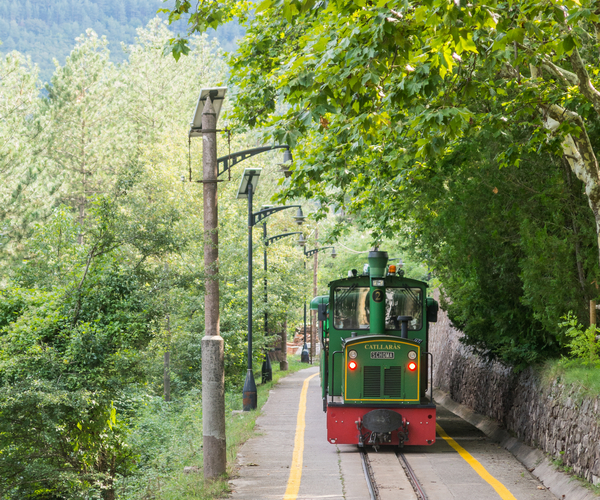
[360, 448, 428, 500]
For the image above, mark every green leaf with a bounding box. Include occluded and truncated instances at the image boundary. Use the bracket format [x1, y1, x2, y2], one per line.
[562, 35, 576, 54]
[459, 36, 478, 54]
[505, 28, 525, 44]
[256, 0, 273, 13]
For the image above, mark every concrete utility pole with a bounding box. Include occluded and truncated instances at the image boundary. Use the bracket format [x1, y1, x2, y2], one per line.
[201, 96, 226, 479]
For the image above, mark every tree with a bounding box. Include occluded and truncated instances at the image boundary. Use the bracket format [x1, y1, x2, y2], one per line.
[164, 0, 600, 267]
[0, 51, 41, 270]
[41, 30, 131, 243]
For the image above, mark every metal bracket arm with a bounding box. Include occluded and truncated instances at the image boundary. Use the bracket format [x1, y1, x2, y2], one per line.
[265, 232, 302, 247]
[217, 145, 289, 178]
[251, 205, 301, 227]
[305, 246, 334, 258]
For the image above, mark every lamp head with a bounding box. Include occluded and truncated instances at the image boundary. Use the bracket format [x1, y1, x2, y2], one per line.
[293, 207, 306, 226]
[279, 149, 293, 178]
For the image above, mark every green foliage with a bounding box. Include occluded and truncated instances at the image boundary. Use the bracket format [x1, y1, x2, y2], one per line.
[0, 22, 239, 497]
[116, 358, 307, 499]
[0, 200, 174, 497]
[559, 312, 600, 367]
[402, 128, 599, 368]
[161, 0, 600, 369]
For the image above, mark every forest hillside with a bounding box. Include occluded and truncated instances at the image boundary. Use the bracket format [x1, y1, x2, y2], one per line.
[0, 0, 244, 81]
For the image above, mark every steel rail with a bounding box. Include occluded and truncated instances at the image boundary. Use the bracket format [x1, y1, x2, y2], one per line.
[397, 451, 429, 500]
[359, 448, 379, 500]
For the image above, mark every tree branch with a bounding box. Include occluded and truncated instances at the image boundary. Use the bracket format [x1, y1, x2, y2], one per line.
[569, 46, 600, 117]
[541, 60, 579, 87]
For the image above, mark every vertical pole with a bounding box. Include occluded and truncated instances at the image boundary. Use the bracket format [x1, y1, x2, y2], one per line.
[302, 258, 309, 363]
[243, 183, 258, 410]
[164, 263, 171, 402]
[164, 314, 171, 402]
[201, 96, 226, 478]
[164, 351, 171, 402]
[248, 184, 253, 371]
[591, 300, 597, 326]
[264, 223, 268, 334]
[261, 223, 272, 383]
[312, 231, 318, 361]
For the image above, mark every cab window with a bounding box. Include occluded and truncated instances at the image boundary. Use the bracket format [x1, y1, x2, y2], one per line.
[334, 286, 370, 330]
[385, 288, 423, 331]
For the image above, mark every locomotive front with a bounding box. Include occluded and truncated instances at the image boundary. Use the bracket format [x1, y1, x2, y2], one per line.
[318, 250, 438, 448]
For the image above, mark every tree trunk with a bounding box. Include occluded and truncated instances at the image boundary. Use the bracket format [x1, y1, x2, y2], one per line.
[164, 351, 171, 402]
[531, 64, 600, 268]
[280, 317, 288, 371]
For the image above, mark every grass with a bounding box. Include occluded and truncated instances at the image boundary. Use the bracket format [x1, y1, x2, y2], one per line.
[539, 358, 600, 402]
[117, 356, 311, 499]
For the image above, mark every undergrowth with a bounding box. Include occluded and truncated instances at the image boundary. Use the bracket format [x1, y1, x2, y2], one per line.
[116, 356, 308, 499]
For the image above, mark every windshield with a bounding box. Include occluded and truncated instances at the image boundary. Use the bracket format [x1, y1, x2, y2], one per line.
[334, 286, 370, 330]
[385, 288, 423, 331]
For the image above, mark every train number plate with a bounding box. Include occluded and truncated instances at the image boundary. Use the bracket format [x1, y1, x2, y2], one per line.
[370, 351, 394, 359]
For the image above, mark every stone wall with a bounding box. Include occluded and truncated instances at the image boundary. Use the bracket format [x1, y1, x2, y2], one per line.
[429, 292, 600, 485]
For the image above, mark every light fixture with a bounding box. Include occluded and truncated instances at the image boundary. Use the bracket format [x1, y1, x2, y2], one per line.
[298, 234, 306, 247]
[407, 361, 417, 372]
[189, 87, 227, 137]
[278, 149, 293, 178]
[293, 207, 306, 225]
[331, 247, 337, 259]
[236, 169, 262, 199]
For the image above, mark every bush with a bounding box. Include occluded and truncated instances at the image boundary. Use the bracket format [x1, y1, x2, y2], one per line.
[559, 312, 600, 367]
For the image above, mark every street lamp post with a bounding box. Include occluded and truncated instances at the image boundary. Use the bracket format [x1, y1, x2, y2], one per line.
[297, 234, 336, 363]
[261, 227, 303, 382]
[237, 168, 304, 410]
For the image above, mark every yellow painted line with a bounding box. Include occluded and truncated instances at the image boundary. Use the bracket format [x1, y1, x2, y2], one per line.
[436, 424, 517, 500]
[283, 372, 319, 500]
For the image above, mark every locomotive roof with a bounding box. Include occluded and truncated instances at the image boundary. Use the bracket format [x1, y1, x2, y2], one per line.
[327, 275, 428, 288]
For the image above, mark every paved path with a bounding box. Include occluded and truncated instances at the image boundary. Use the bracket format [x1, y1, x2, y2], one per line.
[229, 367, 560, 500]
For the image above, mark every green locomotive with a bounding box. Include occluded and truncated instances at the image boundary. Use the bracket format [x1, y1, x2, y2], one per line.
[311, 250, 439, 447]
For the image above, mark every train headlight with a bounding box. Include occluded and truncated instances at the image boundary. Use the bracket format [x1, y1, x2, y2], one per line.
[348, 360, 358, 371]
[348, 350, 358, 359]
[408, 350, 417, 360]
[407, 361, 417, 372]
